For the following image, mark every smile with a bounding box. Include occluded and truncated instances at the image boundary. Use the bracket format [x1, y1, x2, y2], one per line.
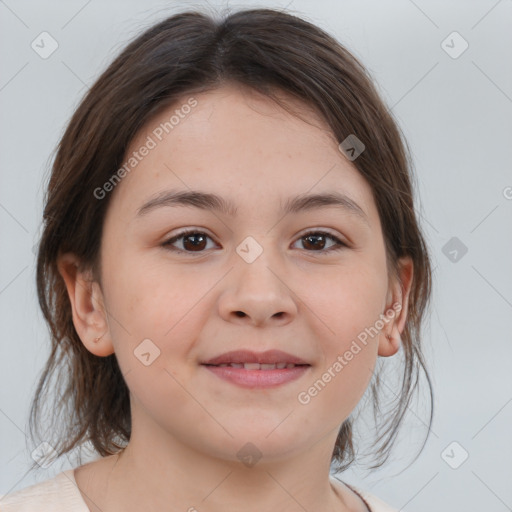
[201, 363, 311, 388]
[204, 362, 305, 369]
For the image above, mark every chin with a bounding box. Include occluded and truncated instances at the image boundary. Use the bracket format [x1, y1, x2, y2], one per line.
[216, 426, 311, 462]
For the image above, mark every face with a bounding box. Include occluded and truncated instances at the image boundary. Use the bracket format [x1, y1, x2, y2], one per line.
[63, 83, 411, 466]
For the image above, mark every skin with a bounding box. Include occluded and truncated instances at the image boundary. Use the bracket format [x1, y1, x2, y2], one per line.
[58, 82, 413, 512]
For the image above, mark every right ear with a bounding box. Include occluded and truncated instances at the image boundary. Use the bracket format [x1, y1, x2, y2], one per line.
[57, 252, 115, 357]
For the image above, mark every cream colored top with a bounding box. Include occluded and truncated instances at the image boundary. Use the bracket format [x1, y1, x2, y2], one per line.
[0, 469, 398, 511]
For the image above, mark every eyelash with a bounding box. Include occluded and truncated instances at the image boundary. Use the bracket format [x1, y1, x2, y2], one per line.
[161, 229, 348, 255]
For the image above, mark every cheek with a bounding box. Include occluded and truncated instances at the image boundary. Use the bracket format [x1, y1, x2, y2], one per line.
[104, 249, 193, 331]
[101, 257, 206, 414]
[102, 251, 214, 374]
[310, 260, 388, 346]
[298, 261, 387, 414]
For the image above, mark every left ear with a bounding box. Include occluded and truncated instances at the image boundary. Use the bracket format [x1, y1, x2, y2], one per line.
[378, 256, 414, 357]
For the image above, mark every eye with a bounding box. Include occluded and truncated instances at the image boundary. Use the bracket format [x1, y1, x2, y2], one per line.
[161, 229, 347, 255]
[162, 229, 218, 253]
[292, 231, 347, 253]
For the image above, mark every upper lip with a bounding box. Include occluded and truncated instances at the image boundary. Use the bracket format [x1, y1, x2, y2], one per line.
[201, 349, 310, 365]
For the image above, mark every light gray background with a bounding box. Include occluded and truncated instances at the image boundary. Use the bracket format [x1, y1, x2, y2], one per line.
[1, 1, 511, 511]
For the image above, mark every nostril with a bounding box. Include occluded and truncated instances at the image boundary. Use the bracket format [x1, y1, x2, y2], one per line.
[234, 311, 246, 318]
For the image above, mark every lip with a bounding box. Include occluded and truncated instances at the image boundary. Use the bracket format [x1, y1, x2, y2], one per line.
[201, 349, 311, 389]
[201, 349, 309, 366]
[202, 364, 311, 389]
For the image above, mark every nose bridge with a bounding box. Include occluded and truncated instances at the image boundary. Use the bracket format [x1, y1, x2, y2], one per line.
[218, 234, 298, 324]
[234, 234, 285, 293]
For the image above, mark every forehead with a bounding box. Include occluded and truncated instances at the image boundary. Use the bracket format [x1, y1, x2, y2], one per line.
[108, 83, 378, 225]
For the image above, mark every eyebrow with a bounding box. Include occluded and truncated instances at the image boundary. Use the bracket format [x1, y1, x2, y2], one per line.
[135, 189, 369, 225]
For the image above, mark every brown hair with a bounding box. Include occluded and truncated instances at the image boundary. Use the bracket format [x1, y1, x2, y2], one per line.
[29, 6, 433, 473]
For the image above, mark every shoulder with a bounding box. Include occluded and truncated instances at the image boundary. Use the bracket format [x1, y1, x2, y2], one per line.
[0, 469, 89, 512]
[331, 477, 398, 512]
[352, 485, 399, 512]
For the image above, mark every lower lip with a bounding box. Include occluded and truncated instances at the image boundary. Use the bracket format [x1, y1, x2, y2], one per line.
[201, 364, 311, 389]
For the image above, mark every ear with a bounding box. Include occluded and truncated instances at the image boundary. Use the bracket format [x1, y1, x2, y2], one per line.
[57, 252, 115, 357]
[378, 256, 414, 357]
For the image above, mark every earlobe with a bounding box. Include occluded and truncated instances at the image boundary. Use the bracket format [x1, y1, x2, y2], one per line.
[57, 252, 115, 357]
[378, 331, 401, 357]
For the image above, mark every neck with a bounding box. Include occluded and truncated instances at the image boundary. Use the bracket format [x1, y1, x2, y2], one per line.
[91, 423, 355, 512]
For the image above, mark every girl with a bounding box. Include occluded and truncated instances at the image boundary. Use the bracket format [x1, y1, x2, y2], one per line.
[0, 6, 433, 511]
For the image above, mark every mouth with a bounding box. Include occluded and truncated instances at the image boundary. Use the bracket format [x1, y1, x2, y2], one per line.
[200, 350, 311, 388]
[202, 362, 309, 370]
[201, 349, 310, 366]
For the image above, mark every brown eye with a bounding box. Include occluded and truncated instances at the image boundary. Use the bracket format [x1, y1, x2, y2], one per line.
[162, 230, 216, 253]
[162, 229, 347, 255]
[294, 231, 346, 253]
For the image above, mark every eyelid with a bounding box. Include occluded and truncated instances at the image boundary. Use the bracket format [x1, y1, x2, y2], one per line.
[292, 230, 348, 252]
[162, 227, 349, 255]
[295, 227, 348, 244]
[162, 228, 219, 252]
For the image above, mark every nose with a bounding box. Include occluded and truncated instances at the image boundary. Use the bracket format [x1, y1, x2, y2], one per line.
[217, 247, 298, 327]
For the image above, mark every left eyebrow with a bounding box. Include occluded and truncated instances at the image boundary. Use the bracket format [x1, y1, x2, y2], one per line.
[135, 189, 369, 226]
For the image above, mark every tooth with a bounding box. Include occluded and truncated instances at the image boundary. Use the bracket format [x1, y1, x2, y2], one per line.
[286, 363, 296, 369]
[230, 363, 243, 368]
[276, 362, 287, 369]
[244, 363, 261, 370]
[260, 363, 276, 370]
